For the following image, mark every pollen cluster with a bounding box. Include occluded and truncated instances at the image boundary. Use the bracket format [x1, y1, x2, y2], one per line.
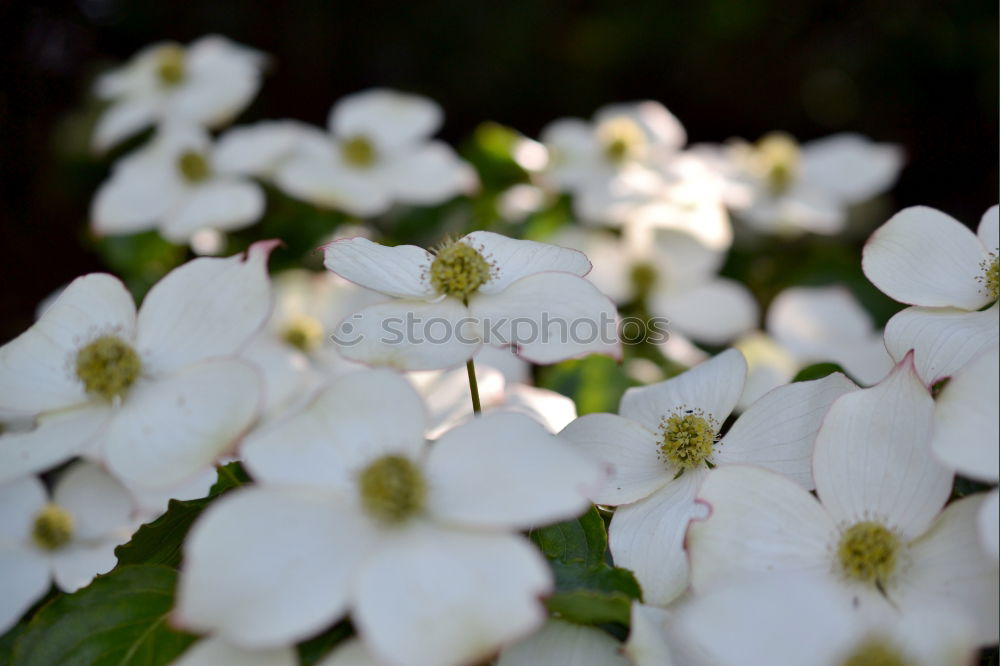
[281, 315, 324, 352]
[32, 504, 75, 551]
[178, 151, 212, 184]
[597, 117, 645, 164]
[359, 455, 427, 524]
[75, 335, 141, 401]
[429, 239, 492, 300]
[978, 253, 999, 302]
[755, 131, 800, 195]
[658, 409, 717, 471]
[836, 521, 900, 588]
[156, 45, 186, 86]
[838, 636, 908, 666]
[342, 135, 377, 168]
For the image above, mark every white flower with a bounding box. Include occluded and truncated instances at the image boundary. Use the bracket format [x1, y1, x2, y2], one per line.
[497, 619, 631, 666]
[703, 132, 902, 235]
[0, 242, 275, 489]
[322, 231, 620, 370]
[170, 637, 297, 666]
[93, 35, 266, 152]
[274, 89, 477, 216]
[559, 348, 856, 604]
[92, 124, 266, 243]
[864, 205, 999, 384]
[687, 354, 999, 646]
[0, 462, 138, 633]
[213, 120, 315, 181]
[732, 331, 799, 410]
[174, 369, 603, 666]
[766, 285, 894, 385]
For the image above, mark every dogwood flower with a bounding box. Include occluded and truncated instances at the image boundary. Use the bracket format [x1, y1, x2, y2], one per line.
[559, 348, 855, 604]
[175, 369, 603, 666]
[497, 619, 631, 666]
[322, 231, 620, 370]
[92, 124, 266, 243]
[0, 462, 138, 633]
[0, 242, 274, 488]
[702, 132, 902, 235]
[864, 205, 999, 384]
[274, 89, 476, 216]
[687, 353, 999, 646]
[93, 35, 266, 151]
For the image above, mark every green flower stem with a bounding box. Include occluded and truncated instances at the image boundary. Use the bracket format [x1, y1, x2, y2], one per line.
[215, 463, 243, 488]
[466, 358, 482, 416]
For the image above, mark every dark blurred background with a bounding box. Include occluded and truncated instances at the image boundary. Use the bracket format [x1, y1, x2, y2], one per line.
[1, 0, 997, 341]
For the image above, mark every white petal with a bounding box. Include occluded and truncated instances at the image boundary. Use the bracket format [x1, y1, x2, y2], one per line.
[0, 548, 51, 634]
[175, 486, 372, 648]
[0, 406, 110, 485]
[0, 273, 136, 414]
[687, 465, 836, 591]
[333, 299, 481, 371]
[594, 101, 687, 154]
[52, 460, 134, 540]
[623, 604, 679, 666]
[464, 231, 592, 295]
[609, 472, 708, 605]
[414, 364, 505, 438]
[104, 359, 261, 489]
[558, 413, 669, 506]
[0, 475, 47, 542]
[240, 335, 313, 418]
[330, 89, 442, 151]
[649, 278, 759, 345]
[469, 272, 621, 364]
[243, 368, 426, 491]
[161, 179, 265, 241]
[384, 141, 477, 205]
[620, 348, 746, 433]
[717, 373, 858, 489]
[213, 120, 311, 177]
[498, 619, 631, 666]
[91, 151, 184, 236]
[275, 154, 392, 217]
[978, 490, 999, 561]
[799, 133, 903, 202]
[427, 412, 602, 529]
[930, 346, 999, 481]
[538, 118, 603, 190]
[354, 525, 550, 666]
[92, 99, 158, 152]
[165, 35, 264, 127]
[316, 639, 386, 666]
[897, 493, 1000, 646]
[50, 539, 118, 592]
[173, 637, 298, 666]
[885, 304, 999, 385]
[322, 237, 434, 299]
[863, 206, 990, 309]
[136, 241, 276, 374]
[766, 285, 875, 359]
[733, 331, 799, 411]
[497, 384, 577, 433]
[813, 354, 952, 539]
[978, 205, 999, 250]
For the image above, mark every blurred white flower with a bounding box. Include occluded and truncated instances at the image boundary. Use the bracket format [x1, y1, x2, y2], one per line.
[214, 120, 316, 181]
[170, 637, 297, 666]
[732, 331, 799, 410]
[701, 132, 902, 235]
[175, 369, 603, 666]
[92, 124, 266, 243]
[0, 462, 138, 633]
[864, 205, 999, 384]
[274, 89, 477, 216]
[560, 349, 855, 604]
[497, 619, 631, 666]
[93, 35, 266, 152]
[688, 354, 999, 646]
[0, 243, 275, 489]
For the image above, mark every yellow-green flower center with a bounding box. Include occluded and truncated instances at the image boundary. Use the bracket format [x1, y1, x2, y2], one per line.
[429, 239, 493, 300]
[837, 521, 900, 588]
[978, 253, 999, 302]
[156, 45, 186, 87]
[658, 409, 717, 471]
[32, 504, 74, 551]
[358, 455, 427, 524]
[341, 135, 377, 168]
[178, 151, 212, 184]
[755, 131, 800, 195]
[597, 117, 645, 164]
[281, 315, 324, 352]
[839, 637, 910, 666]
[75, 335, 141, 401]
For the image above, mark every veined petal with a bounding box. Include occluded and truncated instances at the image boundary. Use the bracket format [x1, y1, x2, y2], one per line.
[330, 88, 443, 152]
[104, 359, 261, 489]
[172, 637, 298, 666]
[160, 179, 265, 241]
[465, 231, 592, 295]
[930, 346, 999, 482]
[558, 413, 669, 506]
[620, 348, 746, 434]
[0, 475, 47, 542]
[717, 373, 857, 489]
[609, 471, 709, 605]
[649, 278, 759, 345]
[426, 412, 603, 529]
[52, 461, 133, 540]
[0, 548, 50, 635]
[354, 524, 550, 666]
[384, 141, 477, 205]
[468, 272, 621, 364]
[0, 273, 136, 414]
[813, 354, 951, 539]
[175, 486, 372, 648]
[863, 206, 990, 309]
[498, 619, 631, 666]
[0, 406, 110, 485]
[688, 465, 836, 591]
[322, 237, 435, 299]
[136, 241, 276, 374]
[885, 304, 999, 385]
[978, 205, 999, 250]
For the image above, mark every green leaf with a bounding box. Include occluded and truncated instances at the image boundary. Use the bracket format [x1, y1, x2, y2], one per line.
[296, 620, 354, 666]
[11, 565, 196, 666]
[537, 356, 629, 415]
[90, 230, 187, 301]
[530, 506, 607, 567]
[792, 362, 845, 383]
